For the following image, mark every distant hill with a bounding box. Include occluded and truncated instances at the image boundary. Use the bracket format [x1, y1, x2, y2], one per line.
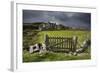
[23, 22, 90, 31]
[23, 22, 47, 30]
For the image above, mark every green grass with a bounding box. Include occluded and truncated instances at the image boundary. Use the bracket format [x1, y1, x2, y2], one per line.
[23, 50, 91, 62]
[23, 30, 91, 62]
[38, 30, 90, 45]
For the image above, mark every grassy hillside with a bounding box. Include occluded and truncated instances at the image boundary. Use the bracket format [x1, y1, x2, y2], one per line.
[38, 30, 90, 44]
[23, 29, 91, 62]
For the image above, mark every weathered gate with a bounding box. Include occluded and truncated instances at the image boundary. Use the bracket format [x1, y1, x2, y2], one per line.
[45, 35, 78, 53]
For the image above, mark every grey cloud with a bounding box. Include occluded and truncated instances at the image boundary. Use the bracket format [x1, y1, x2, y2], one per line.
[23, 10, 91, 29]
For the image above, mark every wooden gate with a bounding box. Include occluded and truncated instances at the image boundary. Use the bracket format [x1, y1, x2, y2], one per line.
[45, 35, 78, 53]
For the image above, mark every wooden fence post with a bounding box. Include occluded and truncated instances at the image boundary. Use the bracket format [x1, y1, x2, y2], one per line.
[44, 34, 49, 50]
[72, 36, 78, 52]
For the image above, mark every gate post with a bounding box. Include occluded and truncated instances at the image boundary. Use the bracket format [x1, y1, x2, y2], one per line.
[72, 36, 78, 52]
[44, 34, 49, 50]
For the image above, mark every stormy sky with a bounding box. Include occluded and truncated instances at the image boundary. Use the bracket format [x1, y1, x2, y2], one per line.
[23, 10, 91, 29]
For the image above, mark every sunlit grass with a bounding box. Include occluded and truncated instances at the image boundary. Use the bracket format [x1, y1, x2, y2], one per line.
[38, 30, 90, 44]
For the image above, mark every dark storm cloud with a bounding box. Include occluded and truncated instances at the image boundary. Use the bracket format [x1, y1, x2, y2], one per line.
[72, 13, 91, 24]
[23, 10, 44, 18]
[23, 10, 91, 29]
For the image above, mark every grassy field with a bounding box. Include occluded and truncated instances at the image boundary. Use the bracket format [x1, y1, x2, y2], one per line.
[23, 50, 90, 62]
[23, 30, 91, 62]
[38, 30, 90, 44]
